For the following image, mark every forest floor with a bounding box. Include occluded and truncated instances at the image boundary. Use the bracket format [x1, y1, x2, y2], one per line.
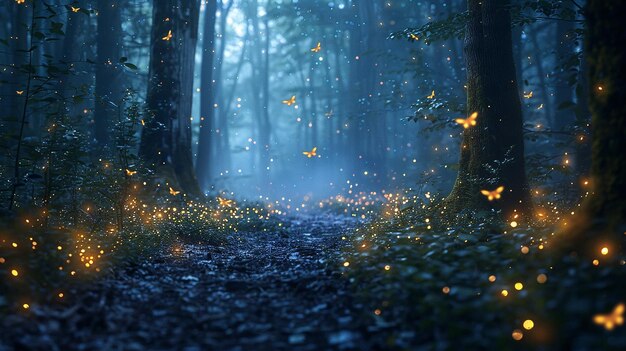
[1, 214, 376, 351]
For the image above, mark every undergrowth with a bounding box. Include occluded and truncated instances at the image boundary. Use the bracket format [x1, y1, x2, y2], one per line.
[342, 195, 626, 350]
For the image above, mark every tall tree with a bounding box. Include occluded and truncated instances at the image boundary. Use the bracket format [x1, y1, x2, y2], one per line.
[553, 1, 576, 131]
[95, 0, 123, 148]
[140, 0, 202, 196]
[571, 0, 626, 247]
[196, 0, 218, 192]
[445, 0, 532, 218]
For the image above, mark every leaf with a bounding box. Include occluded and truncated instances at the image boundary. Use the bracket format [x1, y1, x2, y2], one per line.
[124, 63, 138, 70]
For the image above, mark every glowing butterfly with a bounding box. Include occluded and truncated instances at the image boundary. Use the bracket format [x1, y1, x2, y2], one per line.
[455, 112, 478, 129]
[409, 33, 419, 41]
[140, 119, 145, 126]
[325, 110, 333, 117]
[537, 103, 544, 110]
[16, 0, 25, 4]
[427, 90, 435, 99]
[282, 95, 296, 106]
[16, 90, 24, 95]
[523, 91, 533, 99]
[71, 6, 80, 12]
[218, 197, 233, 207]
[303, 147, 317, 158]
[593, 303, 624, 330]
[125, 169, 137, 176]
[162, 30, 173, 41]
[310, 42, 321, 53]
[481, 186, 505, 201]
[169, 187, 180, 196]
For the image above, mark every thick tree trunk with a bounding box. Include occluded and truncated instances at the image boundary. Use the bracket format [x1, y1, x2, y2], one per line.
[575, 0, 626, 245]
[94, 0, 123, 148]
[140, 0, 202, 197]
[445, 0, 532, 219]
[196, 0, 218, 192]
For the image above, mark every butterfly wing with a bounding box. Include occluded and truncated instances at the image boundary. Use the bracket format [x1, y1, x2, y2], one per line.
[614, 303, 625, 315]
[594, 314, 608, 325]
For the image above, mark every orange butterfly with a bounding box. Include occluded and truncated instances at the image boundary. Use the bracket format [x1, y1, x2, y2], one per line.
[16, 0, 25, 4]
[427, 90, 435, 99]
[162, 30, 173, 41]
[125, 169, 137, 176]
[282, 95, 296, 106]
[481, 186, 504, 201]
[409, 33, 419, 41]
[16, 90, 24, 95]
[71, 6, 80, 12]
[594, 303, 624, 330]
[169, 187, 180, 196]
[455, 112, 478, 129]
[310, 42, 321, 53]
[303, 147, 317, 158]
[140, 119, 145, 126]
[217, 197, 233, 207]
[523, 91, 533, 99]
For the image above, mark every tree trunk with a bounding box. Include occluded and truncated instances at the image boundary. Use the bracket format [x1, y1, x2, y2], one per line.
[528, 26, 553, 127]
[553, 3, 575, 131]
[95, 0, 123, 148]
[574, 0, 626, 245]
[140, 0, 202, 197]
[213, 0, 234, 176]
[196, 0, 218, 192]
[445, 0, 532, 219]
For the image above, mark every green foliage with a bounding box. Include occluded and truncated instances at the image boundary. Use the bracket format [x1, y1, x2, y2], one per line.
[0, 3, 225, 312]
[389, 11, 468, 44]
[343, 199, 626, 349]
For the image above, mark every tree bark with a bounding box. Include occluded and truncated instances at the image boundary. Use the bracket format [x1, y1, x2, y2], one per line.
[553, 3, 575, 131]
[574, 0, 626, 245]
[445, 0, 532, 219]
[140, 0, 202, 196]
[95, 0, 123, 148]
[196, 0, 218, 192]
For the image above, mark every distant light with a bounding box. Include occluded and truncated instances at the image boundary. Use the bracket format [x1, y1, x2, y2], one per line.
[515, 282, 524, 290]
[601, 247, 609, 255]
[536, 274, 547, 284]
[512, 329, 523, 341]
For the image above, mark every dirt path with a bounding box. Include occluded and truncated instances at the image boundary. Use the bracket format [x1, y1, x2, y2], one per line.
[2, 214, 372, 351]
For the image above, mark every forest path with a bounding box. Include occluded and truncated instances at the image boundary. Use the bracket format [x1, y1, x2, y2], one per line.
[4, 214, 372, 351]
